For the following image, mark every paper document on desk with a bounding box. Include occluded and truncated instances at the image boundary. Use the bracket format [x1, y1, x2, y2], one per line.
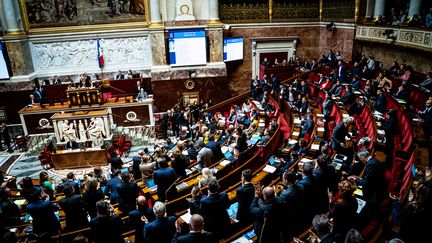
[220, 160, 231, 167]
[176, 182, 189, 191]
[292, 131, 300, 137]
[232, 236, 253, 243]
[311, 144, 320, 150]
[263, 165, 277, 173]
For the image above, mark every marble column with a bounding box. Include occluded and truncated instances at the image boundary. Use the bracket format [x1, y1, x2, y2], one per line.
[52, 120, 60, 143]
[5, 40, 34, 76]
[208, 0, 220, 24]
[150, 0, 162, 26]
[148, 103, 155, 126]
[208, 28, 223, 63]
[166, 0, 176, 23]
[102, 117, 110, 138]
[2, 0, 19, 32]
[408, 0, 422, 18]
[365, 0, 376, 19]
[373, 0, 386, 18]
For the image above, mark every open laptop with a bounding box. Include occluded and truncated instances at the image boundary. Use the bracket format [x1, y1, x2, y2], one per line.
[224, 150, 234, 160]
[269, 156, 281, 167]
[146, 178, 158, 192]
[227, 202, 239, 223]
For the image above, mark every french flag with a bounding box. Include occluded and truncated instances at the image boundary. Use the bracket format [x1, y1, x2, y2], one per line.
[97, 38, 104, 68]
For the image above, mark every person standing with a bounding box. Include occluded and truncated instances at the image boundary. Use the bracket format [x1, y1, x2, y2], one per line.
[236, 169, 255, 226]
[0, 123, 12, 152]
[89, 200, 124, 243]
[143, 201, 177, 243]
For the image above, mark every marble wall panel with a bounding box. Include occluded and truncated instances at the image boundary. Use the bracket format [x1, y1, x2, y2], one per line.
[6, 40, 34, 76]
[208, 28, 223, 63]
[319, 27, 356, 61]
[150, 31, 167, 66]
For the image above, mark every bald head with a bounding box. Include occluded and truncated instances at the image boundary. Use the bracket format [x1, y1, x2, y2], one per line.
[137, 195, 146, 206]
[189, 214, 204, 232]
[262, 186, 275, 201]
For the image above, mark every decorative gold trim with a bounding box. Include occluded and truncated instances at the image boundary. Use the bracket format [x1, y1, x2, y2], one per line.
[4, 30, 27, 38]
[269, 0, 273, 23]
[17, 0, 151, 34]
[354, 0, 361, 24]
[207, 19, 222, 25]
[319, 0, 323, 22]
[149, 22, 164, 28]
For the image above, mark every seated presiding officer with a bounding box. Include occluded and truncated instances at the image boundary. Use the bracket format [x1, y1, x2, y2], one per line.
[136, 88, 148, 102]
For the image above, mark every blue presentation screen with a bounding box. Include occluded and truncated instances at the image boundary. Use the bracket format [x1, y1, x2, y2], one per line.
[223, 37, 244, 62]
[168, 29, 207, 66]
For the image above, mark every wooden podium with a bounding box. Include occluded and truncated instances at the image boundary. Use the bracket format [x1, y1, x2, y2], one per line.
[51, 148, 106, 169]
[66, 87, 102, 107]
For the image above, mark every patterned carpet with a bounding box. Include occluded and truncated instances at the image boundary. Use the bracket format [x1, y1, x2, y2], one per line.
[4, 145, 152, 185]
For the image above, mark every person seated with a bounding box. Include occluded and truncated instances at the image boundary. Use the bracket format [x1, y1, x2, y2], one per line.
[351, 76, 361, 90]
[329, 80, 342, 96]
[377, 72, 392, 90]
[143, 201, 177, 243]
[65, 138, 79, 150]
[115, 70, 124, 80]
[420, 72, 432, 91]
[90, 200, 123, 243]
[28, 94, 37, 106]
[125, 70, 134, 79]
[136, 88, 148, 102]
[394, 84, 409, 101]
[341, 86, 355, 105]
[261, 57, 270, 67]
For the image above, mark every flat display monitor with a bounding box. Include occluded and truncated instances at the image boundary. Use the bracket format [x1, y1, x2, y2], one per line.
[223, 37, 244, 62]
[168, 29, 207, 66]
[0, 43, 11, 79]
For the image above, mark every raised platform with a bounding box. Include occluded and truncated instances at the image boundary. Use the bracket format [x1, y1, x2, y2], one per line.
[51, 148, 106, 169]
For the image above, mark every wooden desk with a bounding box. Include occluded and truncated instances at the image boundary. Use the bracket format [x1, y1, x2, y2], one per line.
[51, 149, 106, 169]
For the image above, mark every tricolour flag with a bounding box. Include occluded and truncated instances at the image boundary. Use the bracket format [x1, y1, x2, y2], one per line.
[97, 39, 104, 68]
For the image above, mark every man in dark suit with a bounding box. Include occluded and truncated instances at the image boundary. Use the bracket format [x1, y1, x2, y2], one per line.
[25, 189, 61, 235]
[270, 73, 280, 94]
[279, 170, 304, 241]
[331, 117, 353, 154]
[154, 158, 178, 202]
[375, 89, 387, 114]
[297, 162, 319, 228]
[200, 179, 231, 239]
[205, 134, 223, 162]
[0, 123, 12, 152]
[143, 201, 177, 243]
[65, 139, 79, 150]
[90, 200, 124, 243]
[129, 195, 154, 243]
[300, 80, 311, 97]
[116, 172, 140, 214]
[105, 170, 121, 204]
[300, 114, 314, 137]
[109, 152, 123, 173]
[52, 75, 62, 84]
[338, 60, 347, 83]
[419, 99, 432, 168]
[250, 185, 283, 243]
[115, 70, 124, 80]
[172, 214, 218, 243]
[349, 150, 386, 228]
[58, 185, 88, 230]
[236, 169, 255, 226]
[62, 172, 80, 194]
[132, 150, 144, 180]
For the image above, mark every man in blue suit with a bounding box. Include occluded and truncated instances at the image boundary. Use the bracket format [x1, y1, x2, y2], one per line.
[154, 158, 178, 202]
[132, 150, 144, 181]
[205, 134, 223, 162]
[26, 189, 61, 235]
[128, 195, 154, 243]
[300, 114, 315, 137]
[200, 179, 231, 239]
[143, 201, 177, 243]
[116, 172, 140, 214]
[172, 214, 218, 243]
[337, 60, 347, 83]
[349, 150, 386, 228]
[89, 200, 124, 243]
[62, 172, 80, 194]
[297, 162, 319, 228]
